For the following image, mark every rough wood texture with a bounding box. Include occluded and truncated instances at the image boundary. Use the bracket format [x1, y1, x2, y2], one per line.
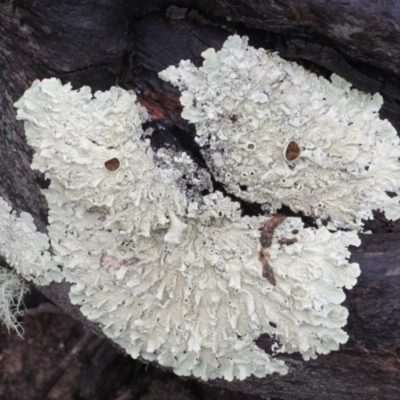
[1, 1, 400, 399]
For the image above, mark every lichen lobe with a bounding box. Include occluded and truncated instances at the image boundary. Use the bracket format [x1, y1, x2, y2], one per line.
[159, 34, 400, 230]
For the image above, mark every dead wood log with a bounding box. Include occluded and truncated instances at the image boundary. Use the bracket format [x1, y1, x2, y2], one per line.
[1, 1, 400, 399]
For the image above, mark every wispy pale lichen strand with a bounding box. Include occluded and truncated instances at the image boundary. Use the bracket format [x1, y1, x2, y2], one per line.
[0, 267, 29, 336]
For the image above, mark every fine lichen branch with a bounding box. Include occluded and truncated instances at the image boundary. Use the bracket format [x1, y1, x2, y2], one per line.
[0, 267, 29, 336]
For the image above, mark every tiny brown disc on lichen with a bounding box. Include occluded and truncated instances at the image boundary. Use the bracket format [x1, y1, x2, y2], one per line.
[285, 141, 301, 162]
[247, 143, 255, 150]
[104, 158, 120, 171]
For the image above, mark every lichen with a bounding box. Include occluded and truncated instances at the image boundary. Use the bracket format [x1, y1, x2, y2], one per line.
[13, 77, 362, 381]
[0, 196, 62, 285]
[0, 266, 29, 336]
[14, 79, 189, 238]
[49, 192, 360, 380]
[159, 35, 400, 230]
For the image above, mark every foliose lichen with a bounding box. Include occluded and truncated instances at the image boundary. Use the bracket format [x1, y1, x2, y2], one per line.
[14, 79, 188, 238]
[159, 35, 400, 230]
[0, 196, 62, 285]
[12, 77, 361, 381]
[0, 193, 61, 335]
[66, 206, 360, 380]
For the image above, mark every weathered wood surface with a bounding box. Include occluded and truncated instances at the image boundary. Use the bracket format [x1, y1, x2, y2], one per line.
[1, 1, 400, 399]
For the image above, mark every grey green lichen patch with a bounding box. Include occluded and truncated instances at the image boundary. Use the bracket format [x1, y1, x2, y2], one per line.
[0, 196, 62, 285]
[153, 147, 213, 207]
[12, 78, 361, 381]
[159, 35, 400, 230]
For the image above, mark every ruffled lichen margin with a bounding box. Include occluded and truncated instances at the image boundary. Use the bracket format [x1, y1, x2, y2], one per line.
[2, 35, 400, 381]
[159, 35, 400, 230]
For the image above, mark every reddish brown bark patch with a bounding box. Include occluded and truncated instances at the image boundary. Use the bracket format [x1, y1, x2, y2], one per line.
[259, 215, 286, 286]
[279, 237, 298, 246]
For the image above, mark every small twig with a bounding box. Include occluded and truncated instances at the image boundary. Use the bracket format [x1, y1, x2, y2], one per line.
[25, 302, 63, 316]
[259, 215, 285, 286]
[279, 237, 298, 246]
[34, 330, 95, 400]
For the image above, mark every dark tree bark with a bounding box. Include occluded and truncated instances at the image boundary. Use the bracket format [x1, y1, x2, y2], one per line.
[1, 1, 400, 399]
